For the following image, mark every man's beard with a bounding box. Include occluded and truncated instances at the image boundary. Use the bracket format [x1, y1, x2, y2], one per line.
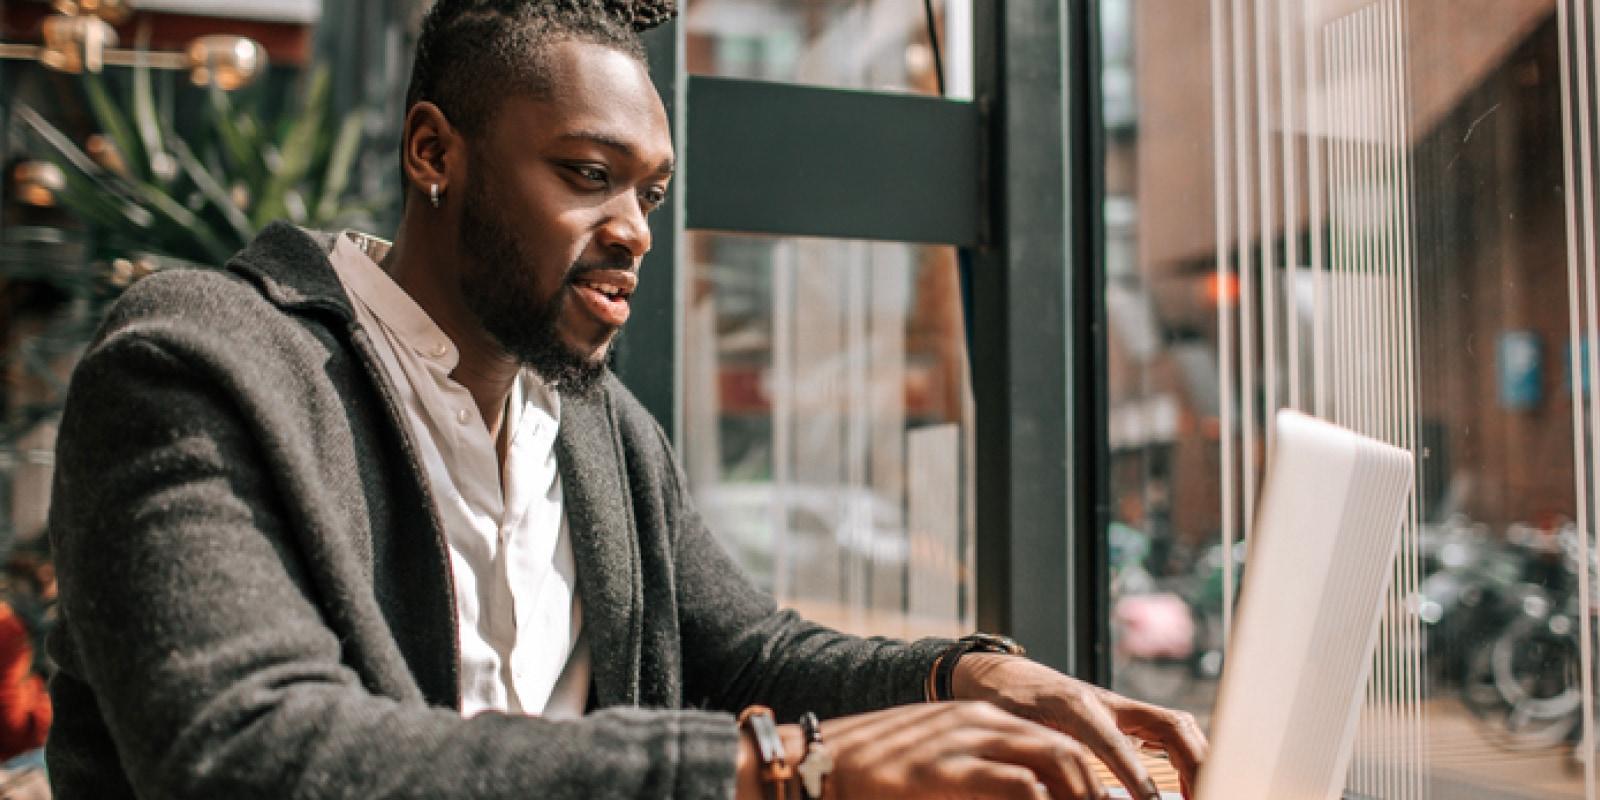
[456, 178, 612, 397]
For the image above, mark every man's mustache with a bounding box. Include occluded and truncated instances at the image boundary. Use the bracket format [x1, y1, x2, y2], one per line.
[567, 260, 636, 280]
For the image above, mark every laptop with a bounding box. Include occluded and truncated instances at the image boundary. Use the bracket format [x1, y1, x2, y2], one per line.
[1189, 409, 1416, 799]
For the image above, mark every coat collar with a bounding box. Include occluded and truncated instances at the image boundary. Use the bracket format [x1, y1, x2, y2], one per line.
[226, 222, 357, 322]
[229, 222, 646, 711]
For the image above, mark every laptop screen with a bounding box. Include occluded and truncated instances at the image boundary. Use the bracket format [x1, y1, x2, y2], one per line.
[1196, 410, 1415, 800]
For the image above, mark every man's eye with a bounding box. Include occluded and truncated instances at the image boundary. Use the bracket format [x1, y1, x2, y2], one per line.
[571, 165, 608, 185]
[641, 187, 668, 211]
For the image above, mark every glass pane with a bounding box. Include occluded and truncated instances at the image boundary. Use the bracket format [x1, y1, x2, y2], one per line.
[682, 232, 974, 640]
[684, 0, 975, 99]
[1104, 0, 1600, 796]
[1101, 0, 1231, 729]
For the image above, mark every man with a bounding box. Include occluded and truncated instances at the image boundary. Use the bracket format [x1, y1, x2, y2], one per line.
[45, 1, 1206, 798]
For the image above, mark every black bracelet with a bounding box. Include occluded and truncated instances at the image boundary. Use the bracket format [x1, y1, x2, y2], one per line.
[795, 712, 834, 799]
[932, 633, 1027, 702]
[800, 711, 824, 746]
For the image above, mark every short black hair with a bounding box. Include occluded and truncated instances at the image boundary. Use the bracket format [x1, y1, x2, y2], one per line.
[400, 0, 676, 193]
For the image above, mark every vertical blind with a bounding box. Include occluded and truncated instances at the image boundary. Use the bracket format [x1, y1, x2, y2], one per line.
[1211, 1, 1428, 795]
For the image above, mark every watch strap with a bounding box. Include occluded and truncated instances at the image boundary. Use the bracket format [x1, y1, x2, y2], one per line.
[929, 633, 1027, 702]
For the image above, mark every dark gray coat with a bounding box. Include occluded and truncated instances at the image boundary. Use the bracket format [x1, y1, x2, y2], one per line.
[45, 223, 950, 799]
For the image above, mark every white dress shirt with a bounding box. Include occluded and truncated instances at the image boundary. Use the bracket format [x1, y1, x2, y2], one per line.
[328, 231, 590, 719]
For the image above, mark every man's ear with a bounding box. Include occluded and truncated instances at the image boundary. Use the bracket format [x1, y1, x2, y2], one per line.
[402, 101, 462, 204]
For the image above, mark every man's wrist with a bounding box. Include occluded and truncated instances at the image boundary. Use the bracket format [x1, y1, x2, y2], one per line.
[930, 634, 1028, 702]
[780, 724, 805, 784]
[736, 725, 760, 799]
[951, 651, 1028, 703]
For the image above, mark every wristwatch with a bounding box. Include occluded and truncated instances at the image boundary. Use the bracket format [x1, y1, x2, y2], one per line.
[926, 632, 1027, 702]
[794, 712, 834, 799]
[738, 705, 794, 800]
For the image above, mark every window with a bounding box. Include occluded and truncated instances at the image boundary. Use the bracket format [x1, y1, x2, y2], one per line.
[1103, 0, 1600, 795]
[685, 0, 972, 98]
[682, 233, 974, 639]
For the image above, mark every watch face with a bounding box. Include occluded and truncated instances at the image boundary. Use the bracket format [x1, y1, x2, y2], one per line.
[966, 633, 1026, 655]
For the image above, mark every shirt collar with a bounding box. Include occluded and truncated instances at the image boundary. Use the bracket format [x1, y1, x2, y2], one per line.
[329, 230, 460, 371]
[331, 229, 563, 430]
[519, 366, 563, 433]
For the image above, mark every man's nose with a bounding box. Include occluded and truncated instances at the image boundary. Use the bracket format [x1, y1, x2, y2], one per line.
[598, 195, 652, 259]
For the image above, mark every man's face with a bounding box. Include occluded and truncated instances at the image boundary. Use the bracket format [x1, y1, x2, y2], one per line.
[455, 40, 674, 395]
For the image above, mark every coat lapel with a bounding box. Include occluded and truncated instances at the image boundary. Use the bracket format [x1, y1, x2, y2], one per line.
[233, 224, 463, 708]
[556, 389, 644, 708]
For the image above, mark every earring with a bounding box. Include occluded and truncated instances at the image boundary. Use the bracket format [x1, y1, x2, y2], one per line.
[430, 183, 442, 209]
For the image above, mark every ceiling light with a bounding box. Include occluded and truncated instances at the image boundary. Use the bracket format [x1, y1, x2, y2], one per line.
[186, 35, 267, 90]
[12, 161, 67, 209]
[38, 14, 117, 74]
[52, 0, 135, 25]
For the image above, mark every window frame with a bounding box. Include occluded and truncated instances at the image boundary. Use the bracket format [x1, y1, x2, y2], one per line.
[621, 1, 1108, 681]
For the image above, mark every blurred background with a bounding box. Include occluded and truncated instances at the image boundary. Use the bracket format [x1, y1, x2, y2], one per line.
[1103, 1, 1599, 797]
[3, 0, 1600, 798]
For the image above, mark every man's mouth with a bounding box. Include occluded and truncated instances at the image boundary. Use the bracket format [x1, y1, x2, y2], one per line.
[570, 269, 637, 328]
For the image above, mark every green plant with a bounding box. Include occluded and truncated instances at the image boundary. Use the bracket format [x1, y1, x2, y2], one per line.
[0, 62, 378, 548]
[17, 60, 373, 272]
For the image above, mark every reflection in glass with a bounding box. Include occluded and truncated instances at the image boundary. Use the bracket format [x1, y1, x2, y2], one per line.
[684, 0, 973, 98]
[682, 233, 973, 641]
[1104, 0, 1600, 796]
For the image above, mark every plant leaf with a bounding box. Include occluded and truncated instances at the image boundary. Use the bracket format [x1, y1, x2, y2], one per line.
[52, 166, 139, 230]
[14, 105, 152, 228]
[208, 88, 267, 187]
[82, 72, 149, 182]
[131, 40, 167, 182]
[165, 135, 255, 244]
[126, 180, 236, 264]
[252, 66, 331, 228]
[15, 105, 106, 178]
[314, 111, 365, 223]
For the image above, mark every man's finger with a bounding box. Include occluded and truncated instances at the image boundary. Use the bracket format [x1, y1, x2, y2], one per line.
[1113, 703, 1208, 796]
[835, 702, 979, 768]
[1077, 713, 1161, 800]
[969, 718, 1110, 800]
[825, 699, 983, 755]
[946, 757, 1079, 800]
[1032, 691, 1161, 800]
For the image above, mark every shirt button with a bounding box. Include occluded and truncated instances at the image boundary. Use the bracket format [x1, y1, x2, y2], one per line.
[430, 342, 449, 358]
[456, 408, 471, 425]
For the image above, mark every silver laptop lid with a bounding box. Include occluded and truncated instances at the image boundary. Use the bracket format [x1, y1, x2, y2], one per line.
[1197, 410, 1415, 800]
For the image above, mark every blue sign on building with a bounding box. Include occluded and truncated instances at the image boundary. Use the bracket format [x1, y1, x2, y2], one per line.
[1498, 331, 1541, 410]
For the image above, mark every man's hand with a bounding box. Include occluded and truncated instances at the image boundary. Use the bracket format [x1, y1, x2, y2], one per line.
[737, 701, 1109, 799]
[953, 654, 1209, 799]
[821, 701, 1107, 799]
